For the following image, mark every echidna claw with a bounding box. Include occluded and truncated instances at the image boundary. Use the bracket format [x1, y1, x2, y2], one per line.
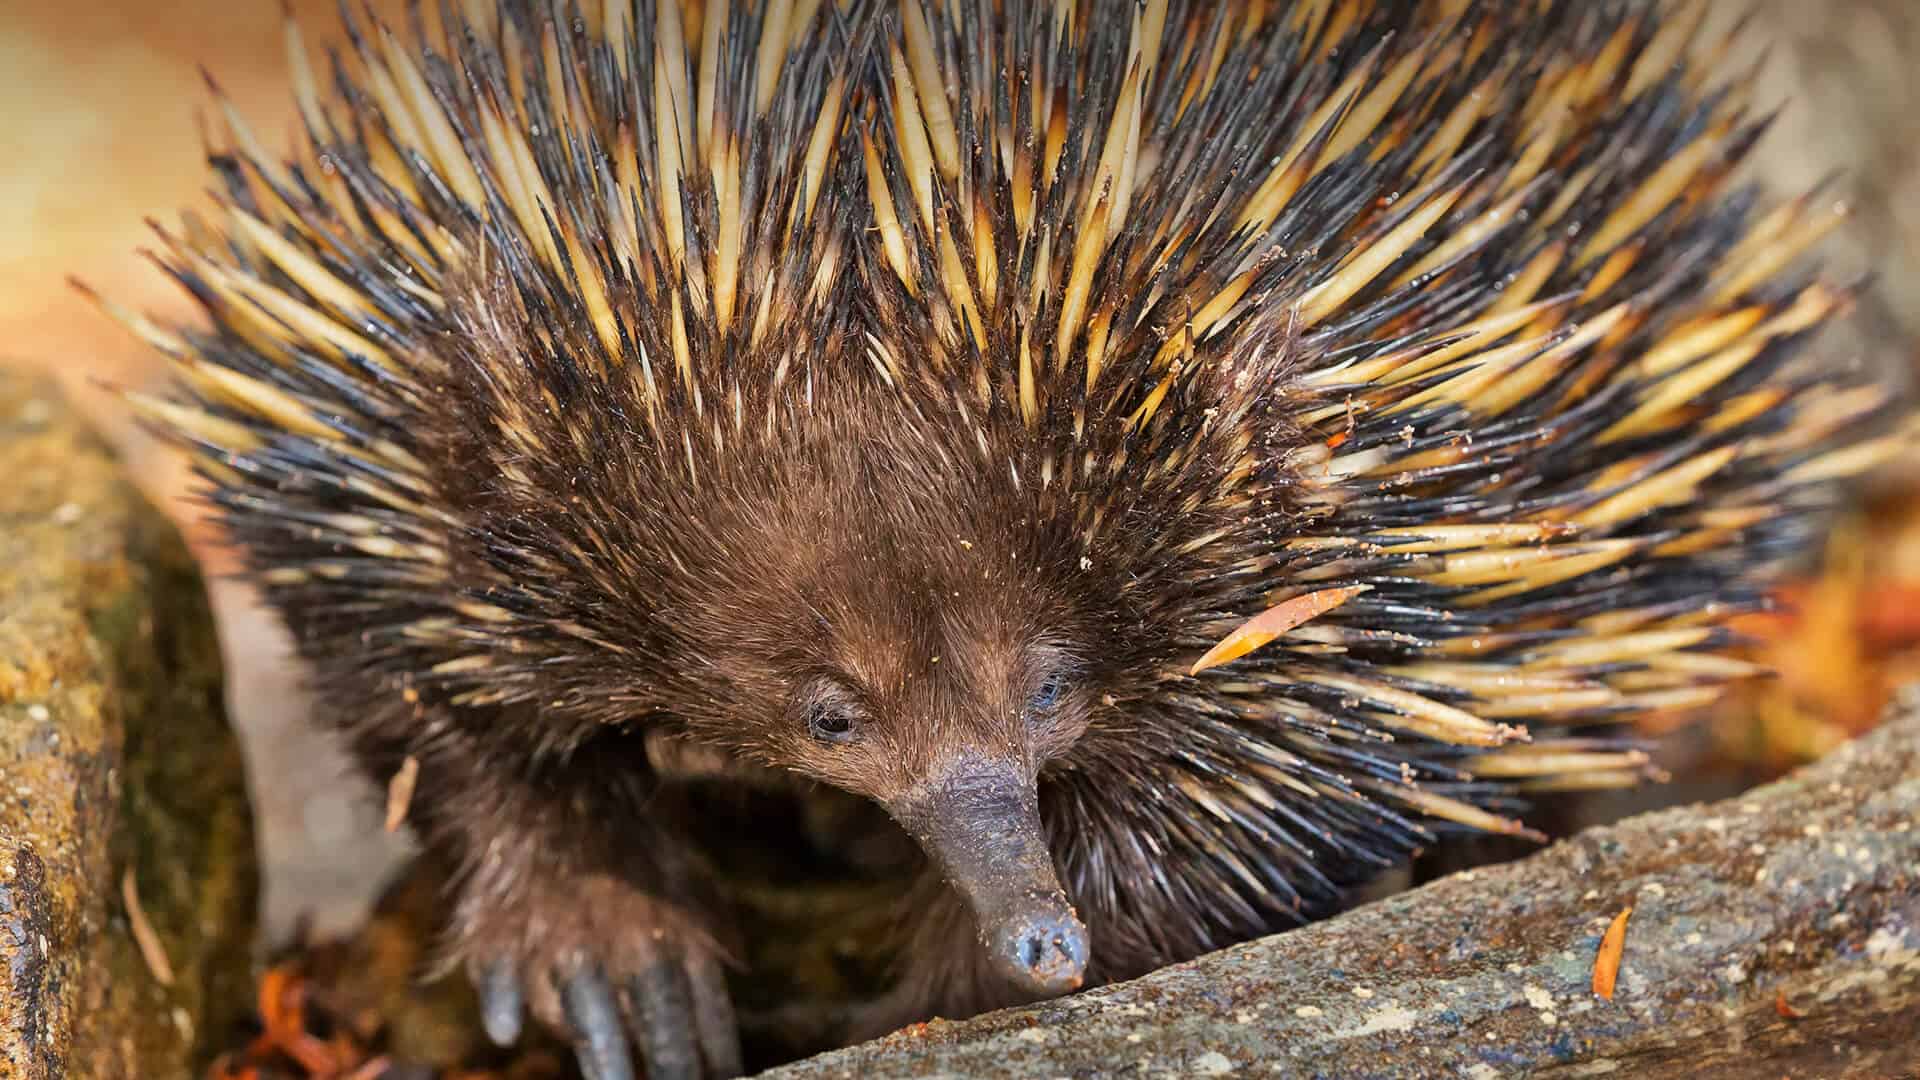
[686, 949, 744, 1079]
[563, 968, 634, 1080]
[468, 937, 740, 1078]
[630, 961, 701, 1080]
[477, 958, 523, 1047]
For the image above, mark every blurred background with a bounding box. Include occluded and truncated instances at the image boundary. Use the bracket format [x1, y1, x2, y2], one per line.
[0, 0, 425, 943]
[5, 0, 1920, 947]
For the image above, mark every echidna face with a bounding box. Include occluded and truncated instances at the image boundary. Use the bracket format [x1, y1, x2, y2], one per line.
[755, 626, 1091, 804]
[644, 447, 1108, 996]
[757, 599, 1099, 997]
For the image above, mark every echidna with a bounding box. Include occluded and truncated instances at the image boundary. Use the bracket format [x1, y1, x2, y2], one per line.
[87, 0, 1911, 1076]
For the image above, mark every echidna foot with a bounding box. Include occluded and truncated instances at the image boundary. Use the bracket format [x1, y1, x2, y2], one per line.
[464, 903, 740, 1080]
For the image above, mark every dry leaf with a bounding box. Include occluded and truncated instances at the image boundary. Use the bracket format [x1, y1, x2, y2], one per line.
[1190, 585, 1371, 675]
[1593, 905, 1633, 1000]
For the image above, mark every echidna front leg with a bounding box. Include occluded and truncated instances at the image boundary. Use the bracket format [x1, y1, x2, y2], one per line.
[372, 718, 742, 1080]
[457, 867, 737, 1080]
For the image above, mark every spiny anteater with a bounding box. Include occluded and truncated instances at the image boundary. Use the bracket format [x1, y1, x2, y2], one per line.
[84, 0, 1913, 1076]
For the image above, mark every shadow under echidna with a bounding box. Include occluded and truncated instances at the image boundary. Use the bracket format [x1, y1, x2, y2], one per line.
[81, 0, 1914, 1076]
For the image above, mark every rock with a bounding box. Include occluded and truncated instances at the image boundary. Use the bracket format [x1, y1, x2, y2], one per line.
[0, 370, 257, 1078]
[766, 700, 1920, 1080]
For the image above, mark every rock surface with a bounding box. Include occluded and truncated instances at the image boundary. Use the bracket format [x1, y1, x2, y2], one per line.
[0, 369, 257, 1078]
[767, 702, 1920, 1079]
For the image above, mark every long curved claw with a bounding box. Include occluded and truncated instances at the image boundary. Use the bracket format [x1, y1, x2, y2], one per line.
[629, 961, 702, 1080]
[458, 916, 739, 1077]
[685, 950, 744, 1079]
[477, 959, 524, 1048]
[563, 968, 635, 1080]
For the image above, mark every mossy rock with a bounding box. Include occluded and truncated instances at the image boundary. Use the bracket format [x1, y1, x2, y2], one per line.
[0, 369, 258, 1078]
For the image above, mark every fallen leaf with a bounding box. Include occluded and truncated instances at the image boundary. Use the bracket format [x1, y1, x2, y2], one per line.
[1593, 905, 1633, 1000]
[1190, 585, 1371, 675]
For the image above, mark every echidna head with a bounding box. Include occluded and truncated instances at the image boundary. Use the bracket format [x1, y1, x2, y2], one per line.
[648, 417, 1143, 998]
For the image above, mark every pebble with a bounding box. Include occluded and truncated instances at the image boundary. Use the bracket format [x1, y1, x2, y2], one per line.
[1193, 1050, 1235, 1076]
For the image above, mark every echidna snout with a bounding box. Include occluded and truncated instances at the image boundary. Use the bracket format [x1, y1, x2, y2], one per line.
[889, 755, 1089, 997]
[992, 901, 1089, 997]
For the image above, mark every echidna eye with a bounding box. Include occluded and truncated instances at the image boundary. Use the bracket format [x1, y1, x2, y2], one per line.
[1026, 673, 1067, 719]
[807, 703, 861, 744]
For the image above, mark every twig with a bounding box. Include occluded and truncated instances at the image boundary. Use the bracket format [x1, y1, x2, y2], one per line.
[122, 866, 176, 988]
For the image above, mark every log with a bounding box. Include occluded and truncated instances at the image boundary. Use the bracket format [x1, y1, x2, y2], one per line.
[768, 701, 1920, 1079]
[0, 370, 258, 1078]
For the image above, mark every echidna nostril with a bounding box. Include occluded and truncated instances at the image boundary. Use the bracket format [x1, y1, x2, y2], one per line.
[1053, 930, 1082, 971]
[1022, 933, 1046, 972]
